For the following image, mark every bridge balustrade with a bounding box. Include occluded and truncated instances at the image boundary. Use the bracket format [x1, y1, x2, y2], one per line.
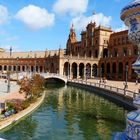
[69, 79, 138, 100]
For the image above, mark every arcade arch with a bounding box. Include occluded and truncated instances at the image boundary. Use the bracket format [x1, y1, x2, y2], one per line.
[79, 63, 84, 78]
[92, 64, 97, 77]
[86, 63, 91, 78]
[72, 62, 77, 78]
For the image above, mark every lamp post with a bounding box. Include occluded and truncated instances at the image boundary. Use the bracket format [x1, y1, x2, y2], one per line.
[34, 53, 37, 74]
[100, 67, 102, 82]
[67, 57, 69, 79]
[7, 46, 12, 93]
[26, 55, 29, 76]
[16, 57, 19, 82]
[125, 65, 128, 89]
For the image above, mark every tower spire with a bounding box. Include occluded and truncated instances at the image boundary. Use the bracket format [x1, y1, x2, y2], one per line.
[68, 23, 77, 43]
[70, 23, 75, 32]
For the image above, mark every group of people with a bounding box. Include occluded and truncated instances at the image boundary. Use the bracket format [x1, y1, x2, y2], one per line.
[99, 78, 107, 84]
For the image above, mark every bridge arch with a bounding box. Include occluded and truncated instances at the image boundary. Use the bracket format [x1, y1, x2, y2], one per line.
[40, 73, 67, 84]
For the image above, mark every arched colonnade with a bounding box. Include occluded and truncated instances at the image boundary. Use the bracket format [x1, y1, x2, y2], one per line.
[0, 65, 45, 73]
[63, 61, 98, 79]
[100, 61, 136, 80]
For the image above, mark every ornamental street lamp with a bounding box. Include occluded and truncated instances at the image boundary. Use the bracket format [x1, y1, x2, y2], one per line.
[26, 55, 29, 76]
[67, 57, 69, 79]
[16, 57, 19, 81]
[34, 53, 37, 74]
[100, 67, 102, 82]
[125, 65, 128, 89]
[7, 46, 12, 93]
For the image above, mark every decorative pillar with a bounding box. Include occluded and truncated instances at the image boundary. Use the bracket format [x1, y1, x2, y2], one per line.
[70, 64, 72, 79]
[84, 65, 86, 79]
[90, 66, 92, 78]
[97, 67, 99, 77]
[116, 62, 118, 80]
[77, 65, 79, 78]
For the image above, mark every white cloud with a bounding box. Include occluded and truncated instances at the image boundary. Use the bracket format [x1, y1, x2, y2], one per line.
[15, 5, 55, 30]
[71, 13, 112, 31]
[53, 0, 88, 16]
[114, 24, 128, 32]
[0, 5, 8, 24]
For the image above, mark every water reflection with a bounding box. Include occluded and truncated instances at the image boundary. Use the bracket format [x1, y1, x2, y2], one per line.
[0, 86, 127, 140]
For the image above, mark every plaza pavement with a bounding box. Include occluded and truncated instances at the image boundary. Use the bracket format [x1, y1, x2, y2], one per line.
[0, 79, 18, 95]
[0, 79, 25, 103]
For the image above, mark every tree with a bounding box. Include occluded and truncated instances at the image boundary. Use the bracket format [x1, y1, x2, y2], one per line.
[19, 74, 45, 98]
[30, 74, 45, 97]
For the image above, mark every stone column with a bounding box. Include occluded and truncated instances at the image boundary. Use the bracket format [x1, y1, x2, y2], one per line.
[97, 67, 99, 77]
[70, 64, 72, 79]
[42, 67, 44, 73]
[84, 66, 86, 80]
[68, 63, 70, 78]
[77, 65, 79, 78]
[90, 66, 92, 78]
[10, 66, 13, 72]
[38, 66, 40, 73]
[116, 63, 118, 80]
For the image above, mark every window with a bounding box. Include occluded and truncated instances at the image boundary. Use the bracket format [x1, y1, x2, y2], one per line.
[95, 39, 98, 45]
[134, 47, 138, 55]
[118, 38, 120, 45]
[114, 39, 116, 46]
[95, 50, 98, 58]
[114, 49, 118, 57]
[126, 37, 129, 43]
[122, 37, 125, 45]
[104, 40, 108, 44]
[123, 48, 127, 56]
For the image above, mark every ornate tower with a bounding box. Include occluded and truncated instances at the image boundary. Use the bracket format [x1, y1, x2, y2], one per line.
[68, 24, 77, 43]
[66, 24, 77, 55]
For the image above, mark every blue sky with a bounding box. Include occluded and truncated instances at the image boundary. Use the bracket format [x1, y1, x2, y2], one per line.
[0, 0, 132, 52]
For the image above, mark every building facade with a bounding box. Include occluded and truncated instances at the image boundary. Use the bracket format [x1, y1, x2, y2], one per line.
[99, 30, 138, 81]
[0, 22, 138, 81]
[0, 50, 60, 75]
[61, 22, 113, 79]
[61, 22, 138, 81]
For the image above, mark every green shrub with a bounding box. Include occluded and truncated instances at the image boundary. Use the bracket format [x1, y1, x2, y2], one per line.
[6, 102, 14, 111]
[21, 100, 30, 110]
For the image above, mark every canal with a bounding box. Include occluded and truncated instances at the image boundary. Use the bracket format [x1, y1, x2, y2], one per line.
[0, 85, 127, 140]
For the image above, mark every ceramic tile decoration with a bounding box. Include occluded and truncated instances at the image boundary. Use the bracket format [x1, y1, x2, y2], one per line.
[113, 0, 140, 139]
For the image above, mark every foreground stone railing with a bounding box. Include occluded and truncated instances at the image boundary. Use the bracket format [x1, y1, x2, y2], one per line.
[68, 79, 138, 99]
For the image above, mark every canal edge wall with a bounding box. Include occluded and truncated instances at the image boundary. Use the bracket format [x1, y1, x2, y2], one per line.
[0, 92, 45, 131]
[68, 81, 136, 111]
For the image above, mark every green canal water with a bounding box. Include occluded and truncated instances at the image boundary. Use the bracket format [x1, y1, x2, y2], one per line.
[0, 86, 127, 140]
